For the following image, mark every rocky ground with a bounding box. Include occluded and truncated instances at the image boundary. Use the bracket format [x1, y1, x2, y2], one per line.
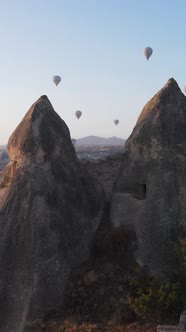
[34, 234, 156, 331]
[33, 251, 156, 332]
[36, 321, 156, 331]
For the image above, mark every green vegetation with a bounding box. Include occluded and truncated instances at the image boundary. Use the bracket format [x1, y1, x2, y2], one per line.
[128, 276, 184, 324]
[127, 225, 186, 324]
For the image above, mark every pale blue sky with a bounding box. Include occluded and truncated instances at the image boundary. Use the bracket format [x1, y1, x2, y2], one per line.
[0, 0, 186, 144]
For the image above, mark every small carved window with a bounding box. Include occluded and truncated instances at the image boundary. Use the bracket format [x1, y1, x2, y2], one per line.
[133, 184, 146, 200]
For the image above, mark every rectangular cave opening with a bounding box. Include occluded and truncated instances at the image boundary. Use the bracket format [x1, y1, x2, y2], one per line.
[117, 181, 147, 200]
[133, 184, 146, 200]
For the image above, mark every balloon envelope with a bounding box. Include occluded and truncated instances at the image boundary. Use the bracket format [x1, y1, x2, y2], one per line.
[143, 47, 153, 60]
[75, 110, 82, 119]
[114, 119, 119, 126]
[52, 75, 61, 86]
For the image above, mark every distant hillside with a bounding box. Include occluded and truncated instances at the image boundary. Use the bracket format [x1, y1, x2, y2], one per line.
[76, 136, 125, 146]
[0, 145, 6, 151]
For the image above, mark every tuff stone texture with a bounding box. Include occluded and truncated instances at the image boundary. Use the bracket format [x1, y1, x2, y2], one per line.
[111, 78, 186, 276]
[0, 96, 104, 332]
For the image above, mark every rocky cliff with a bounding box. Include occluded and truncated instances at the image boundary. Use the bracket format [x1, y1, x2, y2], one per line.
[0, 96, 104, 332]
[111, 78, 186, 276]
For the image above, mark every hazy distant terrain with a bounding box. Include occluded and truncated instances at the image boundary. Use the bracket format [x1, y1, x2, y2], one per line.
[76, 145, 124, 160]
[0, 137, 125, 169]
[76, 135, 125, 146]
[75, 136, 125, 160]
[0, 146, 9, 170]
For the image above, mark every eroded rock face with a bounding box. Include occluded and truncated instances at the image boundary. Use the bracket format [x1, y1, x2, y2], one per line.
[0, 96, 104, 331]
[111, 78, 186, 276]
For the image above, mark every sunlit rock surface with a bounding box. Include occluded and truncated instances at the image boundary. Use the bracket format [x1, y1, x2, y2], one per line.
[111, 79, 186, 276]
[0, 96, 104, 332]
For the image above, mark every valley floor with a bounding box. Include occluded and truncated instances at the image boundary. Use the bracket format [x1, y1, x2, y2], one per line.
[36, 321, 156, 331]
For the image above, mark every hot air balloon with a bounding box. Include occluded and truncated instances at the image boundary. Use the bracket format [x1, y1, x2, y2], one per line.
[52, 75, 61, 86]
[114, 119, 119, 126]
[75, 110, 82, 119]
[183, 86, 186, 94]
[143, 47, 153, 60]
